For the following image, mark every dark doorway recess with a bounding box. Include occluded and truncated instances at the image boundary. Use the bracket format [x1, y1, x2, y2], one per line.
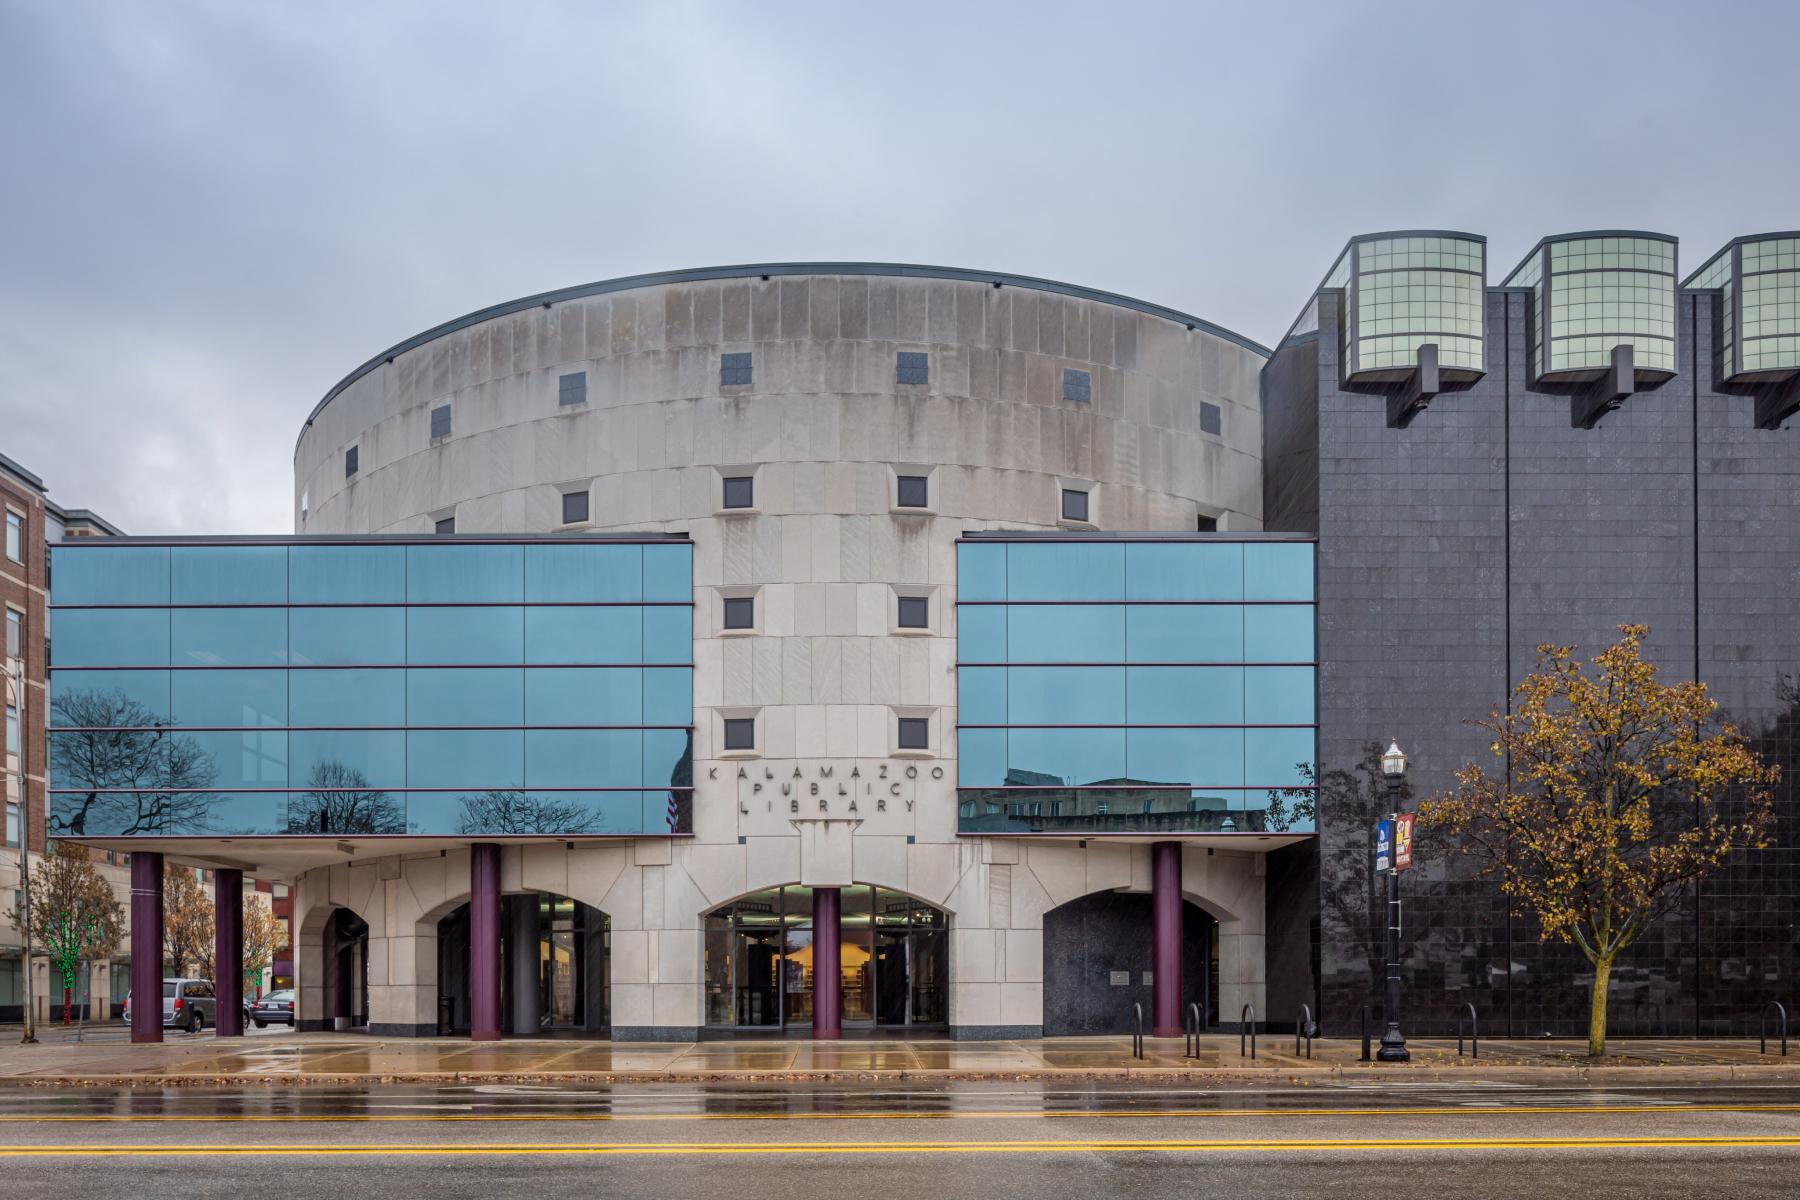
[1042, 892, 1215, 1035]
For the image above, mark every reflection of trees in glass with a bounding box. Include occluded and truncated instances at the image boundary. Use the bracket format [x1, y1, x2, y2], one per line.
[1311, 741, 1417, 996]
[47, 689, 217, 836]
[1263, 764, 1320, 832]
[456, 791, 598, 834]
[662, 729, 694, 833]
[287, 760, 404, 834]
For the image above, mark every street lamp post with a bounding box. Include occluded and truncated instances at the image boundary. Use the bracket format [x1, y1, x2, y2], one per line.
[1377, 738, 1409, 1063]
[2, 661, 34, 1044]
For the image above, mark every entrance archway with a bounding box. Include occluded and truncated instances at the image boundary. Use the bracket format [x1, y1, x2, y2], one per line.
[1042, 893, 1217, 1035]
[437, 893, 609, 1036]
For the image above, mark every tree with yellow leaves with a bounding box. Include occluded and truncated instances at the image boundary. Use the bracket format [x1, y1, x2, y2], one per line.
[162, 865, 212, 978]
[1419, 625, 1778, 1056]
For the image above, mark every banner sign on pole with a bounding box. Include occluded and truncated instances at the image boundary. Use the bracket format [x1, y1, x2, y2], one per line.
[1375, 819, 1393, 873]
[1395, 813, 1415, 871]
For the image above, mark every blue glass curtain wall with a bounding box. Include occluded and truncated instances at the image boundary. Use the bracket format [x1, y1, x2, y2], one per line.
[47, 540, 695, 837]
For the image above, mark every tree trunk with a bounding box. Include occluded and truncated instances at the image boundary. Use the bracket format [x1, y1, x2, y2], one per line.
[1588, 955, 1613, 1056]
[62, 985, 72, 1026]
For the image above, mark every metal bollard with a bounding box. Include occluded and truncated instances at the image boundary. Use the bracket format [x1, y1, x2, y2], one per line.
[1296, 1004, 1314, 1059]
[1240, 1003, 1257, 1060]
[1360, 1005, 1371, 1062]
[1457, 1002, 1479, 1060]
[1762, 1002, 1789, 1057]
[1131, 1002, 1145, 1060]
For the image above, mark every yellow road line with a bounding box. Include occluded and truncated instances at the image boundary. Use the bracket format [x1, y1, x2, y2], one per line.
[4, 1136, 1800, 1157]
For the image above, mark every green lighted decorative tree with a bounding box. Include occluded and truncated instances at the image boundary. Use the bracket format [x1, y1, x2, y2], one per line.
[241, 899, 283, 1000]
[5, 843, 124, 1025]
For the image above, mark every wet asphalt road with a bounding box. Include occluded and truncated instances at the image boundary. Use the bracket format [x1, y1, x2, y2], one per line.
[0, 1080, 1797, 1198]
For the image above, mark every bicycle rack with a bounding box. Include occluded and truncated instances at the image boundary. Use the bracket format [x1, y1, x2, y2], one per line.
[1762, 1001, 1789, 1057]
[1184, 1002, 1203, 1059]
[1456, 1001, 1479, 1060]
[1131, 1002, 1145, 1060]
[1295, 1004, 1314, 1059]
[1240, 1003, 1257, 1060]
[1359, 1005, 1371, 1062]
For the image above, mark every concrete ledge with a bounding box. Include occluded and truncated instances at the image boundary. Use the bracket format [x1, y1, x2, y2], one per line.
[951, 1025, 1043, 1040]
[611, 1026, 701, 1042]
[366, 1023, 438, 1038]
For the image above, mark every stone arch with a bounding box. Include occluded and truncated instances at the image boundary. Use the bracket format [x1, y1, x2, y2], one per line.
[292, 861, 386, 1031]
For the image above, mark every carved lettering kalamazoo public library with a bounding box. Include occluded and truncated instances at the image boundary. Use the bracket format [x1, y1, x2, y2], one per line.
[708, 761, 947, 816]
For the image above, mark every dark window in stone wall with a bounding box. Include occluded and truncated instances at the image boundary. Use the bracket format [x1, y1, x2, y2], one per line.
[897, 717, 930, 750]
[558, 372, 587, 407]
[1061, 488, 1089, 522]
[1062, 368, 1091, 403]
[430, 404, 452, 440]
[561, 491, 589, 525]
[434, 517, 455, 535]
[723, 596, 755, 630]
[721, 352, 753, 387]
[1199, 402, 1222, 436]
[722, 476, 754, 509]
[896, 351, 929, 385]
[897, 595, 929, 629]
[896, 475, 929, 508]
[1196, 514, 1218, 532]
[723, 718, 755, 751]
[344, 446, 358, 477]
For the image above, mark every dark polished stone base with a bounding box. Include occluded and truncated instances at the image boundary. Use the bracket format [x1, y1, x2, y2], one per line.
[298, 1018, 332, 1032]
[367, 1022, 439, 1038]
[612, 1025, 701, 1042]
[950, 1024, 1042, 1040]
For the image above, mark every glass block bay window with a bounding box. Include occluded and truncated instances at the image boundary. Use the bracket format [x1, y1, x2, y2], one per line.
[1332, 233, 1487, 382]
[1504, 233, 1678, 380]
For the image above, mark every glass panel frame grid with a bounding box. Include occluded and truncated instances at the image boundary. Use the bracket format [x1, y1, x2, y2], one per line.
[1341, 235, 1486, 379]
[1522, 235, 1679, 379]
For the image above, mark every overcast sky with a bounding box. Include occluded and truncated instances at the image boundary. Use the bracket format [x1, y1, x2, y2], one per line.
[3, 0, 1797, 534]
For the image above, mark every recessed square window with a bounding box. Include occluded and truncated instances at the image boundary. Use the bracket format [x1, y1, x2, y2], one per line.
[561, 490, 589, 525]
[897, 717, 929, 750]
[723, 596, 755, 630]
[722, 476, 754, 510]
[558, 372, 587, 407]
[896, 596, 929, 629]
[1199, 401, 1223, 436]
[1061, 488, 1089, 522]
[896, 351, 929, 385]
[434, 516, 456, 536]
[1196, 514, 1218, 532]
[721, 352, 753, 387]
[1062, 368, 1091, 403]
[896, 475, 929, 508]
[4, 511, 21, 562]
[723, 718, 756, 751]
[344, 446, 359, 477]
[430, 403, 452, 440]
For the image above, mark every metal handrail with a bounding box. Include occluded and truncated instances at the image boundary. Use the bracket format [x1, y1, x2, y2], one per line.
[1762, 1001, 1789, 1057]
[1359, 1005, 1371, 1062]
[1184, 1002, 1203, 1059]
[1240, 1003, 1257, 1060]
[1457, 1001, 1479, 1060]
[1131, 1002, 1145, 1060]
[1295, 1004, 1314, 1059]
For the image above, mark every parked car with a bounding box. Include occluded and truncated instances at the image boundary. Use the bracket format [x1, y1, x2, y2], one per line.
[250, 989, 295, 1028]
[121, 978, 218, 1033]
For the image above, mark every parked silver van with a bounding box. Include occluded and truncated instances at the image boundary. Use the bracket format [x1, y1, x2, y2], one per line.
[121, 978, 217, 1033]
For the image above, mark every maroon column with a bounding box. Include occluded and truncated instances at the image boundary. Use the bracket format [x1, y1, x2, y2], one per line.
[1151, 841, 1183, 1037]
[811, 887, 841, 1040]
[129, 852, 164, 1044]
[469, 844, 502, 1041]
[213, 869, 243, 1036]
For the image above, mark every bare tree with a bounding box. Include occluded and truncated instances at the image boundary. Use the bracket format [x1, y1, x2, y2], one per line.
[286, 760, 404, 834]
[457, 790, 598, 834]
[47, 689, 216, 836]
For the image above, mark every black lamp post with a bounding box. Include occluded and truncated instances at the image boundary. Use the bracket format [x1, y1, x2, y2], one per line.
[1377, 738, 1410, 1063]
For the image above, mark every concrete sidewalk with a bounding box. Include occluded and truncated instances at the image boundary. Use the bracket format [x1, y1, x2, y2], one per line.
[0, 1030, 1796, 1087]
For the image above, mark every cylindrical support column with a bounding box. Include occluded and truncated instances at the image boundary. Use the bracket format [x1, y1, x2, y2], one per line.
[811, 887, 841, 1040]
[129, 852, 164, 1044]
[469, 844, 502, 1041]
[213, 869, 243, 1036]
[509, 894, 541, 1036]
[1151, 841, 1183, 1037]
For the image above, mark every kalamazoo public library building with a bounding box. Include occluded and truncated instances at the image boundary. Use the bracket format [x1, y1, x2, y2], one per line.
[51, 236, 1799, 1044]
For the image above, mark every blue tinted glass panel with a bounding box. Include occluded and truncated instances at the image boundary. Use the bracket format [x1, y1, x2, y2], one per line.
[290, 730, 406, 790]
[955, 728, 1007, 786]
[407, 730, 523, 789]
[1007, 667, 1124, 725]
[956, 605, 1006, 663]
[644, 728, 691, 788]
[53, 610, 170, 667]
[285, 785, 405, 835]
[524, 544, 641, 602]
[1244, 543, 1314, 601]
[1125, 667, 1243, 724]
[1125, 605, 1244, 662]
[1244, 605, 1315, 662]
[1244, 727, 1314, 787]
[956, 667, 1007, 725]
[524, 668, 640, 726]
[170, 547, 288, 605]
[48, 731, 167, 790]
[1006, 543, 1124, 601]
[52, 547, 169, 606]
[1006, 727, 1125, 786]
[406, 544, 523, 603]
[199, 793, 288, 837]
[170, 669, 287, 727]
[642, 543, 693, 602]
[289, 608, 406, 665]
[1125, 543, 1243, 601]
[642, 668, 692, 726]
[1007, 605, 1123, 663]
[956, 543, 1007, 601]
[406, 607, 523, 665]
[409, 668, 525, 726]
[189, 730, 288, 787]
[643, 605, 692, 664]
[289, 668, 404, 727]
[527, 607, 640, 664]
[526, 729, 642, 788]
[1244, 667, 1315, 724]
[171, 608, 287, 667]
[288, 546, 406, 604]
[50, 671, 170, 725]
[1127, 727, 1244, 787]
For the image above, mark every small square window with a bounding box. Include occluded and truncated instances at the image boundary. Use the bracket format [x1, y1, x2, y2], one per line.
[721, 352, 753, 387]
[559, 372, 587, 407]
[896, 475, 929, 508]
[1062, 368, 1091, 403]
[430, 403, 451, 440]
[896, 351, 929, 385]
[344, 446, 359, 477]
[896, 596, 929, 629]
[1061, 488, 1089, 522]
[722, 476, 754, 510]
[897, 717, 929, 750]
[561, 490, 590, 525]
[434, 517, 456, 536]
[723, 596, 755, 630]
[1199, 401, 1222, 436]
[723, 718, 756, 751]
[1196, 514, 1218, 532]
